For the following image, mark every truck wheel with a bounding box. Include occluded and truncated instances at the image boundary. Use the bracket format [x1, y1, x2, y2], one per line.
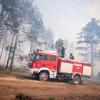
[39, 72, 48, 81]
[73, 75, 81, 85]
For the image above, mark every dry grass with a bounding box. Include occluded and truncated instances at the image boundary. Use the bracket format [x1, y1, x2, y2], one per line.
[0, 73, 100, 100]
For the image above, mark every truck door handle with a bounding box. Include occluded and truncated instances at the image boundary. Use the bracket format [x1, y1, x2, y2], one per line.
[42, 64, 45, 66]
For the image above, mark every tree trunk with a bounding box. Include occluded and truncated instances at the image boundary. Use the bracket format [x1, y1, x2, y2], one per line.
[91, 42, 94, 78]
[30, 42, 34, 53]
[3, 49, 7, 67]
[0, 38, 6, 59]
[10, 32, 19, 70]
[0, 35, 7, 66]
[6, 34, 15, 69]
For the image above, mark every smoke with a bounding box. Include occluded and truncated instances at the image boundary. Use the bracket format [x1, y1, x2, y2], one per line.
[94, 61, 100, 76]
[85, 0, 100, 19]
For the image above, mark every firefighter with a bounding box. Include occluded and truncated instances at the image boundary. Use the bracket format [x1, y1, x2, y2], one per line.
[61, 46, 65, 58]
[37, 49, 39, 52]
[69, 53, 74, 60]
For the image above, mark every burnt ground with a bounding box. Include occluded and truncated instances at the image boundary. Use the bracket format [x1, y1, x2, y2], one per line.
[0, 72, 100, 100]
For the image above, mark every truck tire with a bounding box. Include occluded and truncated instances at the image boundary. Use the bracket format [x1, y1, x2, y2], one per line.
[73, 75, 81, 85]
[39, 72, 48, 81]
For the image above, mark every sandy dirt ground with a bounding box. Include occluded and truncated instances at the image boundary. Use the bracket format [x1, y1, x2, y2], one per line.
[0, 73, 100, 100]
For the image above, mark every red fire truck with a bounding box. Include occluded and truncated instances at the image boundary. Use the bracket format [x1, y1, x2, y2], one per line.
[28, 50, 92, 84]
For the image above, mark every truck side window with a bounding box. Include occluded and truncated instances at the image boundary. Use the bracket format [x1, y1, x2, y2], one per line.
[50, 56, 56, 61]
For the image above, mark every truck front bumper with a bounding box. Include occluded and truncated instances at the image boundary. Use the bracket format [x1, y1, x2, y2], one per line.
[27, 68, 34, 75]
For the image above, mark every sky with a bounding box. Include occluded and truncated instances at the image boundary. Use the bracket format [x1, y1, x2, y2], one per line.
[34, 0, 100, 42]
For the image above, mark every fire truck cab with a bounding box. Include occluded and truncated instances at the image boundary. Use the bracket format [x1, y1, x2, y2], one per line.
[28, 50, 92, 84]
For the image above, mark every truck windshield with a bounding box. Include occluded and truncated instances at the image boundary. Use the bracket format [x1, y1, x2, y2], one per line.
[29, 53, 48, 61]
[35, 53, 48, 60]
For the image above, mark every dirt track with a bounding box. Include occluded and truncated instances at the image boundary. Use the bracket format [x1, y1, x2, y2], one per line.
[0, 73, 100, 100]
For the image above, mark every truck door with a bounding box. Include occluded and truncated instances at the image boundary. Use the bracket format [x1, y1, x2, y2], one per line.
[48, 55, 57, 70]
[35, 54, 48, 68]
